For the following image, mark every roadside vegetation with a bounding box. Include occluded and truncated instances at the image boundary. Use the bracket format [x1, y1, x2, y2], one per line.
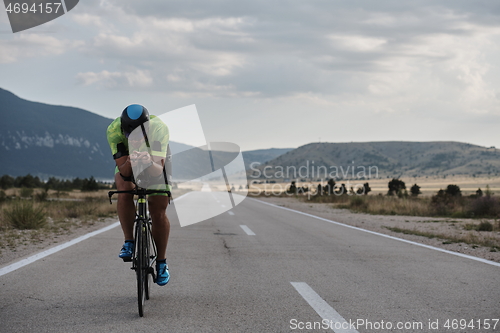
[0, 174, 116, 251]
[0, 174, 187, 256]
[277, 178, 500, 219]
[0, 186, 118, 255]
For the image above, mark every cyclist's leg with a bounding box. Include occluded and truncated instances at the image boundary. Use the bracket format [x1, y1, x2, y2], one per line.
[115, 169, 135, 241]
[148, 194, 170, 260]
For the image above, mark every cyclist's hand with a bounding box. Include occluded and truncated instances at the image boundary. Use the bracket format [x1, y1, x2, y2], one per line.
[131, 151, 151, 165]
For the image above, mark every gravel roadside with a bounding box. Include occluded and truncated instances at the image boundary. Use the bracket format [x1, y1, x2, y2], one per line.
[0, 217, 119, 268]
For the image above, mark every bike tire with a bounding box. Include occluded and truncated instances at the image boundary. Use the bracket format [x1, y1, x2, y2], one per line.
[136, 221, 146, 317]
[145, 222, 151, 300]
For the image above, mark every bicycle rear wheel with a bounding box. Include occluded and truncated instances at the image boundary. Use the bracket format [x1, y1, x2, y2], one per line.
[136, 221, 147, 317]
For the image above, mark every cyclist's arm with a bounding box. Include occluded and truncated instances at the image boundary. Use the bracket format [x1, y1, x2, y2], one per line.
[116, 155, 133, 177]
[148, 155, 165, 177]
[146, 119, 169, 178]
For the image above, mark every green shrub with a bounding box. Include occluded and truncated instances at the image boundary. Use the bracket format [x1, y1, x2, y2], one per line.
[477, 221, 493, 232]
[463, 224, 476, 231]
[469, 196, 500, 217]
[35, 190, 49, 202]
[4, 200, 47, 229]
[20, 187, 34, 198]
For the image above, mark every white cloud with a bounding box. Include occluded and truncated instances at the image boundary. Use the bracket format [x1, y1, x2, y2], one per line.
[72, 13, 117, 33]
[76, 69, 153, 88]
[0, 34, 82, 63]
[328, 34, 387, 52]
[73, 14, 251, 95]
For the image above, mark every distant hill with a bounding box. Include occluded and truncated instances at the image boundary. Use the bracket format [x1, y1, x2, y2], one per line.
[242, 148, 293, 169]
[0, 88, 116, 179]
[251, 141, 500, 180]
[0, 88, 292, 180]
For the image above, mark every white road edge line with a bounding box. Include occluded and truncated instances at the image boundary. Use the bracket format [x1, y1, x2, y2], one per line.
[291, 282, 359, 333]
[173, 192, 191, 202]
[251, 198, 500, 268]
[0, 222, 121, 277]
[0, 192, 190, 277]
[240, 225, 256, 236]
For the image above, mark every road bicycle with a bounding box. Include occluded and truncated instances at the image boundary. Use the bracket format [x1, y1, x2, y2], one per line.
[108, 186, 171, 317]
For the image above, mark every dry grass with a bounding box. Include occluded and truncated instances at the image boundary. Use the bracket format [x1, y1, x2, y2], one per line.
[43, 198, 117, 220]
[341, 196, 433, 216]
[0, 192, 118, 254]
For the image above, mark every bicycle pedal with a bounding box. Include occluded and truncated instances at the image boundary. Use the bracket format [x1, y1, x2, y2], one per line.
[122, 257, 132, 262]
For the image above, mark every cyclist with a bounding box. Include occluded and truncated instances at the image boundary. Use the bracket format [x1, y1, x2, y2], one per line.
[106, 104, 171, 286]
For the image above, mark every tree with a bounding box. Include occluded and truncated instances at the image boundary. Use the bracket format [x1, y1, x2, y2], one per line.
[355, 183, 371, 195]
[72, 178, 84, 190]
[287, 181, 297, 194]
[445, 184, 461, 197]
[388, 178, 406, 196]
[485, 185, 494, 197]
[45, 177, 59, 190]
[316, 183, 323, 196]
[16, 174, 42, 188]
[476, 188, 483, 198]
[0, 175, 14, 189]
[336, 183, 347, 195]
[410, 184, 421, 197]
[324, 179, 336, 195]
[363, 182, 371, 195]
[81, 176, 99, 192]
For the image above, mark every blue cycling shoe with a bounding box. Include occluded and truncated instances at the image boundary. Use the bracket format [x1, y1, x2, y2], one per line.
[119, 241, 134, 262]
[156, 261, 170, 286]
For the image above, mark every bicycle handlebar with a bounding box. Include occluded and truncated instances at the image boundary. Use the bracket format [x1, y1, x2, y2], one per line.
[108, 187, 171, 204]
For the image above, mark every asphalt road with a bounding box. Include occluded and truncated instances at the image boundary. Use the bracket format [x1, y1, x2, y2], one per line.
[1, 193, 499, 333]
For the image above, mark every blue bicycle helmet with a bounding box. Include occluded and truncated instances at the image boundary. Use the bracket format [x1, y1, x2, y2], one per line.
[121, 104, 149, 137]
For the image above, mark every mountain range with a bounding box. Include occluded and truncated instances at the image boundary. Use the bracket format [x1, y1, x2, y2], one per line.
[252, 141, 500, 180]
[0, 88, 291, 180]
[3, 87, 498, 181]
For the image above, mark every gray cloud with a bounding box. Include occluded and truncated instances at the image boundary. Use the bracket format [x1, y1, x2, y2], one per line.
[68, 0, 500, 108]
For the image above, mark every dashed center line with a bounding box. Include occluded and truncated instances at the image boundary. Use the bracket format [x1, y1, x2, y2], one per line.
[240, 225, 256, 236]
[228, 211, 235, 215]
[291, 282, 359, 333]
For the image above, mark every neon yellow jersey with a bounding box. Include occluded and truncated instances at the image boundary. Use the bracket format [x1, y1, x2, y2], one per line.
[106, 115, 170, 160]
[107, 116, 171, 194]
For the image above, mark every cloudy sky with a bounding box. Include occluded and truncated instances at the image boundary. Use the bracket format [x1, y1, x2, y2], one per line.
[1, 0, 500, 151]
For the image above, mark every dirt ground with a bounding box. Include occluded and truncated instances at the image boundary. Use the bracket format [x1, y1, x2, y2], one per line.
[0, 216, 119, 267]
[254, 195, 500, 263]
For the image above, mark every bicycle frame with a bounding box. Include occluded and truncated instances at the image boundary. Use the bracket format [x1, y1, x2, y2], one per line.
[133, 193, 157, 280]
[108, 186, 171, 317]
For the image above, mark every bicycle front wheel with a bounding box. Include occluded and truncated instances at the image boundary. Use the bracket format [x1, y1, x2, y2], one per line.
[136, 221, 147, 317]
[145, 222, 151, 300]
